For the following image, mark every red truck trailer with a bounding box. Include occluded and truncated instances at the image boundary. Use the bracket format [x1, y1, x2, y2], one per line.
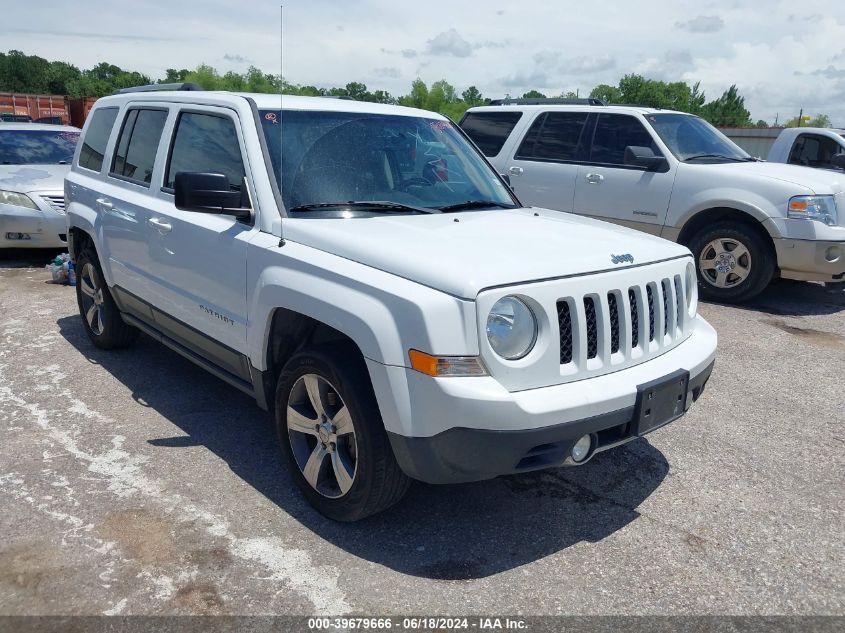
[0, 93, 97, 127]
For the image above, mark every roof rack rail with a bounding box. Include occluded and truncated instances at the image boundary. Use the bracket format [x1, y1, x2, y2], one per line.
[488, 97, 606, 106]
[114, 82, 204, 95]
[609, 103, 662, 110]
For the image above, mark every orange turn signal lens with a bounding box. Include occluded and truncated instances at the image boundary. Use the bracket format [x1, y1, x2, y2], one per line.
[408, 350, 487, 377]
[409, 350, 438, 376]
[788, 199, 808, 212]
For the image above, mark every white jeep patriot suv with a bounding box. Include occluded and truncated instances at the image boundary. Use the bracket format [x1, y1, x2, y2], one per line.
[461, 100, 845, 302]
[65, 86, 717, 520]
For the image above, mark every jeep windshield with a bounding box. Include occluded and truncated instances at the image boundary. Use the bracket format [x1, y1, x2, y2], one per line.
[0, 129, 80, 164]
[645, 113, 752, 163]
[259, 110, 517, 216]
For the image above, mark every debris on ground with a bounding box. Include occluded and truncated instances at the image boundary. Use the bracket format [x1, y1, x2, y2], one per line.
[45, 253, 75, 285]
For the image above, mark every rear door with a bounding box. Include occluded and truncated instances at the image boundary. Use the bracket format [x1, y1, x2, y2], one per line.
[501, 111, 591, 212]
[459, 110, 524, 164]
[100, 105, 170, 298]
[573, 113, 676, 234]
[139, 106, 258, 360]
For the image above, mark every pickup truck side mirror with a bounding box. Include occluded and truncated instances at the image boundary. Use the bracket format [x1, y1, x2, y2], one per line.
[624, 146, 669, 172]
[174, 172, 251, 219]
[831, 153, 845, 170]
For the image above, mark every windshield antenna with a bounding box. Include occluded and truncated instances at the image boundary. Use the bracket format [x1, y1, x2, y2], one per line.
[278, 3, 285, 247]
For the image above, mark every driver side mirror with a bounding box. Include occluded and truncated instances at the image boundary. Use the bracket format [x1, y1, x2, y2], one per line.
[174, 172, 251, 219]
[624, 146, 668, 172]
[831, 153, 845, 170]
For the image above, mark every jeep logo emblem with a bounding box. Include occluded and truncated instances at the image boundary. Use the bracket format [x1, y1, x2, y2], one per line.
[611, 254, 634, 265]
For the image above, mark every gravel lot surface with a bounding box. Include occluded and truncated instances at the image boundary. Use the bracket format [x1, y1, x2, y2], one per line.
[1, 248, 843, 616]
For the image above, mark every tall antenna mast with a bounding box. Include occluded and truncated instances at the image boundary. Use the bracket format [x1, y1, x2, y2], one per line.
[275, 4, 286, 246]
[279, 4, 285, 222]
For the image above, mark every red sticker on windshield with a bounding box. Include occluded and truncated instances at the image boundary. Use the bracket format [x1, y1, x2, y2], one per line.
[264, 112, 278, 124]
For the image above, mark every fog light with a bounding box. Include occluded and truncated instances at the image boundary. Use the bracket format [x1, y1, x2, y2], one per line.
[6, 232, 31, 240]
[571, 434, 592, 463]
[825, 246, 840, 263]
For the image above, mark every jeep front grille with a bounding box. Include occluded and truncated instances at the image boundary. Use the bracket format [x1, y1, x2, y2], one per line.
[662, 279, 671, 336]
[557, 301, 573, 364]
[646, 284, 655, 342]
[584, 297, 598, 359]
[557, 274, 687, 366]
[607, 292, 620, 354]
[628, 288, 639, 348]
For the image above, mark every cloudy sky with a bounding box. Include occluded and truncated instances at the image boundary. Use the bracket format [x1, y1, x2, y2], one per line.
[5, 0, 845, 125]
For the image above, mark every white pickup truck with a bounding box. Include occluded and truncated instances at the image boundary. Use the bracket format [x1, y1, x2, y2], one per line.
[65, 86, 717, 520]
[461, 102, 845, 301]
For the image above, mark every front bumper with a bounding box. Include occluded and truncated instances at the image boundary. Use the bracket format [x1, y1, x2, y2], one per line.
[0, 203, 67, 249]
[389, 360, 713, 484]
[374, 315, 717, 483]
[773, 238, 845, 281]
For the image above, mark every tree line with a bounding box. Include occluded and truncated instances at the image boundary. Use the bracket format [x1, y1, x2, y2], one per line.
[0, 49, 830, 128]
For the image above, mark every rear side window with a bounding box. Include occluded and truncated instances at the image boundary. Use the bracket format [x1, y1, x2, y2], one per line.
[590, 114, 659, 165]
[460, 112, 523, 156]
[788, 134, 842, 169]
[111, 108, 168, 185]
[165, 112, 245, 191]
[515, 112, 589, 162]
[78, 107, 118, 172]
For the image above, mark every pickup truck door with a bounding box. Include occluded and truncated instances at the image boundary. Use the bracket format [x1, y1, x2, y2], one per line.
[786, 132, 845, 172]
[135, 106, 258, 366]
[572, 113, 676, 235]
[501, 111, 591, 213]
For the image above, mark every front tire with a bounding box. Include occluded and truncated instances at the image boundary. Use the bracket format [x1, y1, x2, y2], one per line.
[275, 346, 411, 521]
[74, 245, 137, 349]
[689, 222, 774, 303]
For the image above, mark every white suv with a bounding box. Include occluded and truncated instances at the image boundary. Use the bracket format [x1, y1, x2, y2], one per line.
[461, 101, 845, 302]
[65, 87, 717, 520]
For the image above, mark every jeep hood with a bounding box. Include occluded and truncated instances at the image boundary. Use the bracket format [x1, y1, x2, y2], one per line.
[283, 207, 690, 299]
[693, 161, 845, 194]
[0, 164, 69, 193]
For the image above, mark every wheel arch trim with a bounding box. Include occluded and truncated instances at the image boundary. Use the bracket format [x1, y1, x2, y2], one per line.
[676, 205, 779, 249]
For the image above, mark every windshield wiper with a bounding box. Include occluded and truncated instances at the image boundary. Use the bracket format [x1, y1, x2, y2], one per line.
[289, 201, 439, 214]
[438, 200, 515, 213]
[683, 154, 753, 163]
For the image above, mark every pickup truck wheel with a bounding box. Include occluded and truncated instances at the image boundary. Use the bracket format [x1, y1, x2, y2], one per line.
[689, 222, 774, 303]
[275, 347, 411, 521]
[74, 246, 137, 349]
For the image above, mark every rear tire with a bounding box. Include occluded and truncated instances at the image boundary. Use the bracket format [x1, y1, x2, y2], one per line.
[275, 346, 411, 521]
[689, 222, 774, 304]
[74, 244, 137, 349]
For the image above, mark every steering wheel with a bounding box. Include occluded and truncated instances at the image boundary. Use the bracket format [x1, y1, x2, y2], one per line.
[396, 177, 433, 191]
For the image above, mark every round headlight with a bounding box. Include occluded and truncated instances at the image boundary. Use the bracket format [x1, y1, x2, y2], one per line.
[686, 262, 698, 315]
[486, 296, 538, 360]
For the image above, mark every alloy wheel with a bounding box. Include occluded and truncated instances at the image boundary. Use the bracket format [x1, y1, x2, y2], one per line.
[287, 374, 358, 498]
[79, 263, 105, 335]
[698, 237, 752, 289]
